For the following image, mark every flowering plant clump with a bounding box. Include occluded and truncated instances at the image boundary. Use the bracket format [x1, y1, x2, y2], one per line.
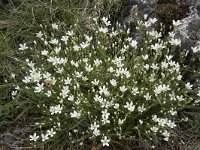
[12, 16, 200, 148]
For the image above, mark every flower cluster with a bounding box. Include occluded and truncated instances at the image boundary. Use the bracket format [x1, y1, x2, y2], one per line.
[14, 16, 200, 148]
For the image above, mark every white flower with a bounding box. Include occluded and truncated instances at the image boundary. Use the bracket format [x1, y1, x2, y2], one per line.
[142, 54, 149, 60]
[93, 129, 100, 136]
[101, 17, 111, 26]
[30, 70, 42, 82]
[185, 82, 193, 90]
[22, 76, 31, 83]
[191, 46, 200, 53]
[110, 30, 118, 37]
[82, 76, 88, 81]
[52, 23, 58, 30]
[144, 14, 148, 20]
[109, 79, 117, 86]
[99, 27, 108, 33]
[41, 50, 48, 56]
[119, 85, 127, 93]
[99, 86, 110, 96]
[94, 59, 102, 67]
[15, 86, 20, 90]
[169, 38, 181, 46]
[45, 90, 52, 97]
[67, 31, 74, 36]
[152, 115, 158, 122]
[161, 61, 168, 69]
[56, 67, 64, 74]
[197, 90, 200, 97]
[150, 126, 159, 133]
[70, 110, 81, 118]
[49, 104, 63, 115]
[173, 20, 182, 27]
[154, 84, 170, 95]
[29, 133, 39, 142]
[112, 56, 124, 68]
[148, 30, 162, 39]
[138, 105, 146, 113]
[131, 87, 139, 95]
[169, 109, 177, 116]
[151, 63, 159, 70]
[130, 40, 138, 48]
[166, 55, 173, 61]
[94, 94, 103, 103]
[144, 64, 149, 70]
[108, 67, 115, 73]
[101, 136, 110, 147]
[60, 85, 70, 98]
[144, 93, 151, 100]
[44, 40, 48, 45]
[73, 45, 80, 51]
[10, 73, 16, 79]
[176, 95, 184, 101]
[34, 83, 44, 93]
[102, 109, 110, 119]
[139, 120, 143, 124]
[168, 32, 175, 38]
[118, 118, 125, 125]
[64, 77, 72, 85]
[144, 21, 151, 28]
[120, 47, 127, 53]
[149, 18, 157, 24]
[19, 43, 28, 50]
[11, 90, 18, 96]
[162, 130, 170, 141]
[41, 133, 49, 141]
[80, 41, 89, 49]
[157, 118, 168, 127]
[49, 38, 59, 45]
[114, 103, 119, 109]
[85, 64, 93, 72]
[124, 101, 135, 112]
[54, 47, 61, 54]
[91, 79, 99, 85]
[36, 31, 43, 38]
[90, 122, 100, 131]
[85, 35, 93, 42]
[167, 120, 176, 128]
[68, 95, 74, 101]
[71, 60, 79, 67]
[47, 128, 56, 137]
[61, 35, 69, 44]
[151, 43, 165, 51]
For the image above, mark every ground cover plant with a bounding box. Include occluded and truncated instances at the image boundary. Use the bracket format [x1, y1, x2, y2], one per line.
[1, 0, 200, 149]
[10, 14, 200, 149]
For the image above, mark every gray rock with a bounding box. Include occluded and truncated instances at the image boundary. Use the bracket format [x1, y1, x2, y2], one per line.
[121, 0, 200, 58]
[3, 134, 22, 148]
[122, 0, 156, 25]
[174, 7, 200, 58]
[3, 135, 15, 147]
[11, 140, 23, 147]
[13, 127, 22, 135]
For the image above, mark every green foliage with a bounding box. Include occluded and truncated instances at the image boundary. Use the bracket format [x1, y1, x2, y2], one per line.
[14, 16, 200, 149]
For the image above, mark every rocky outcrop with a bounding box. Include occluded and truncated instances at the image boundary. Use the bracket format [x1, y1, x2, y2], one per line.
[175, 7, 200, 52]
[121, 0, 200, 58]
[121, 0, 156, 25]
